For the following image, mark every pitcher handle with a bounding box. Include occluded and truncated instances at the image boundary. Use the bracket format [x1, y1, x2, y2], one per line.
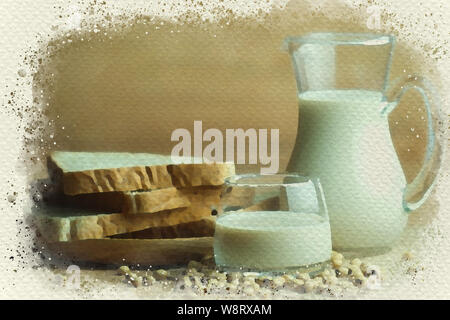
[385, 74, 443, 212]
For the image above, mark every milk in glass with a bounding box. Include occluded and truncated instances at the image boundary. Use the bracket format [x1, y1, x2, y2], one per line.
[214, 211, 331, 270]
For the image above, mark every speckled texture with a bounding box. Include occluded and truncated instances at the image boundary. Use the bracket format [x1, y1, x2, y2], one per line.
[0, 0, 448, 299]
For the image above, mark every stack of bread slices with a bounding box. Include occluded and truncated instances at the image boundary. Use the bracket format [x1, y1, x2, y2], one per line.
[34, 151, 235, 266]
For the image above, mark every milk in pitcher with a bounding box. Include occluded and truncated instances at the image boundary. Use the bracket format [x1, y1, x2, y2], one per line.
[288, 90, 408, 249]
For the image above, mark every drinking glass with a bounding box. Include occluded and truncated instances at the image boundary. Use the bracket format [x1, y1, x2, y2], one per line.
[214, 173, 331, 271]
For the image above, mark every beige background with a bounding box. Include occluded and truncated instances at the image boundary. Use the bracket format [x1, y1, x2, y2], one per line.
[0, 0, 449, 299]
[32, 1, 435, 179]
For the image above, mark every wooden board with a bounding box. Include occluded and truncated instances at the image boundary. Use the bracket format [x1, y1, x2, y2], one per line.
[47, 237, 214, 266]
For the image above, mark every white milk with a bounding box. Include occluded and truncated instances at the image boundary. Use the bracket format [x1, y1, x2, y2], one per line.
[214, 211, 331, 270]
[288, 90, 408, 250]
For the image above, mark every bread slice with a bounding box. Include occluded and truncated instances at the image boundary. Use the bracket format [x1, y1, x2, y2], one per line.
[36, 207, 208, 242]
[112, 216, 216, 239]
[46, 237, 213, 266]
[48, 151, 235, 195]
[239, 196, 280, 212]
[218, 185, 255, 213]
[35, 187, 222, 242]
[45, 187, 191, 214]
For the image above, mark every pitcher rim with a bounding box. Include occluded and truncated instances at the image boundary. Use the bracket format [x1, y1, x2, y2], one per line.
[283, 32, 394, 49]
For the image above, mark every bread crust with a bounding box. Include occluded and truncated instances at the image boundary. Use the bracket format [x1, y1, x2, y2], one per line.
[35, 187, 222, 242]
[48, 152, 235, 196]
[112, 216, 216, 239]
[45, 187, 191, 214]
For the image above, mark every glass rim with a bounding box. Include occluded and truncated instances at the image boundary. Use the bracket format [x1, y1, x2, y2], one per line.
[224, 173, 315, 187]
[215, 210, 328, 229]
[283, 32, 394, 48]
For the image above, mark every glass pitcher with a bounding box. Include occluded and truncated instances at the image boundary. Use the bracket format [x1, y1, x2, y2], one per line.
[283, 33, 442, 251]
